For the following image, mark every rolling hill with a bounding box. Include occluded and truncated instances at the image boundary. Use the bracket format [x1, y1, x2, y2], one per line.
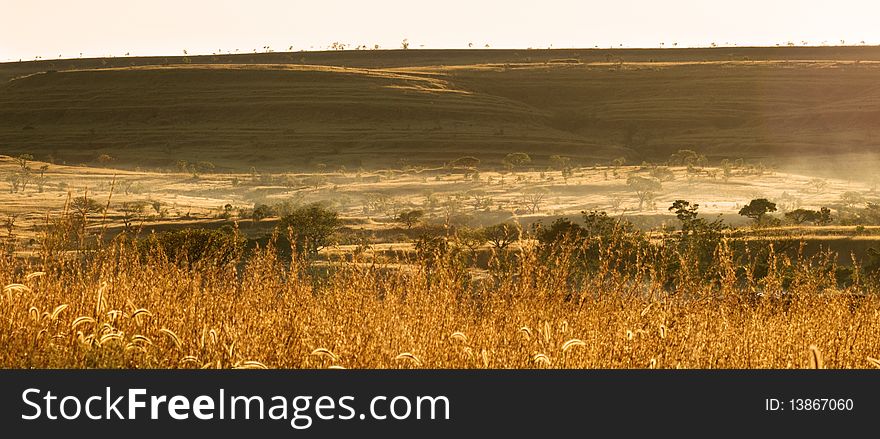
[2, 47, 880, 171]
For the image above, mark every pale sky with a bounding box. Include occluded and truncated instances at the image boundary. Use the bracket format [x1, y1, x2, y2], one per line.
[3, 0, 880, 61]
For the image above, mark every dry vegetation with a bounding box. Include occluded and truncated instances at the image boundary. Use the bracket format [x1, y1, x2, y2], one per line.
[3, 153, 878, 242]
[4, 151, 880, 370]
[4, 47, 880, 369]
[2, 211, 880, 369]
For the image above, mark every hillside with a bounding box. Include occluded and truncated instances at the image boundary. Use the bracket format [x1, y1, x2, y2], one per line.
[2, 48, 880, 171]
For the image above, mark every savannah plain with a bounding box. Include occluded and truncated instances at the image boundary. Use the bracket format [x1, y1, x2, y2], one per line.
[2, 47, 880, 369]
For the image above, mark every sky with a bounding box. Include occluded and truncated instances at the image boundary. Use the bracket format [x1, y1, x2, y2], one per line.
[2, 0, 880, 61]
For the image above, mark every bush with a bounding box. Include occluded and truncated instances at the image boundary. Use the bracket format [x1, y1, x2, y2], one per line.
[138, 228, 244, 267]
[483, 223, 519, 250]
[395, 210, 424, 229]
[536, 218, 585, 244]
[278, 204, 341, 258]
[252, 204, 275, 221]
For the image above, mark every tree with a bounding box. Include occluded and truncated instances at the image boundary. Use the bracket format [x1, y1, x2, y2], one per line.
[466, 190, 492, 211]
[550, 155, 571, 174]
[582, 210, 631, 238]
[450, 156, 480, 179]
[3, 214, 16, 244]
[669, 149, 707, 167]
[364, 192, 392, 214]
[503, 153, 531, 172]
[193, 161, 215, 176]
[840, 191, 866, 208]
[626, 176, 662, 210]
[720, 159, 733, 182]
[536, 218, 585, 244]
[69, 196, 105, 234]
[395, 209, 424, 229]
[807, 178, 827, 194]
[252, 204, 274, 222]
[483, 223, 519, 250]
[35, 165, 49, 193]
[550, 155, 574, 182]
[738, 199, 777, 223]
[150, 200, 167, 219]
[817, 207, 834, 226]
[668, 200, 725, 240]
[220, 204, 235, 219]
[70, 196, 104, 220]
[15, 154, 33, 170]
[96, 154, 115, 165]
[776, 191, 802, 212]
[609, 196, 623, 211]
[175, 160, 215, 178]
[282, 175, 300, 193]
[120, 200, 148, 230]
[279, 204, 341, 257]
[5, 172, 25, 193]
[450, 156, 480, 169]
[522, 188, 547, 213]
[413, 233, 451, 265]
[784, 208, 820, 225]
[669, 200, 699, 222]
[455, 227, 486, 256]
[302, 175, 327, 190]
[6, 154, 34, 193]
[176, 160, 191, 174]
[649, 166, 675, 182]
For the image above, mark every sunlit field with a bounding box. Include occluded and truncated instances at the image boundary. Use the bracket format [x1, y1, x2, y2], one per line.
[3, 193, 880, 369]
[4, 47, 880, 369]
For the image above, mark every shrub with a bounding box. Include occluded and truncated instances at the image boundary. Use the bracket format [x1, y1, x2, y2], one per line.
[503, 152, 531, 172]
[252, 204, 275, 222]
[278, 204, 341, 258]
[536, 218, 585, 244]
[483, 223, 519, 250]
[395, 210, 424, 229]
[138, 228, 244, 267]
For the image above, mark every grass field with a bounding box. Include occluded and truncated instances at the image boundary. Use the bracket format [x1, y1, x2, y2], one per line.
[3, 238, 879, 369]
[3, 47, 880, 368]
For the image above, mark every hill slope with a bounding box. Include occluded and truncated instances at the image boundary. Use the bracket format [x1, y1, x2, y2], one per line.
[2, 48, 880, 171]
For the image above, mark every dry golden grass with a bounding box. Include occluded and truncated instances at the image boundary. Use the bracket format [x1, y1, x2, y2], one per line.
[2, 233, 880, 369]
